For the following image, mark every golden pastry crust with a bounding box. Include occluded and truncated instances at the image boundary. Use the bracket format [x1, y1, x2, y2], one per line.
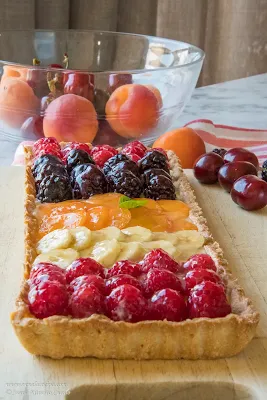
[11, 147, 259, 359]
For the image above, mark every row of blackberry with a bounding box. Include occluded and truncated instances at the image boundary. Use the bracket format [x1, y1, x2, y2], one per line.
[32, 148, 176, 203]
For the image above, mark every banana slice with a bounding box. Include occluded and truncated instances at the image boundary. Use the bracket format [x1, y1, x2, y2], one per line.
[89, 239, 121, 268]
[36, 229, 73, 254]
[91, 227, 126, 244]
[175, 230, 205, 261]
[122, 226, 152, 242]
[117, 242, 145, 262]
[33, 248, 79, 269]
[70, 227, 92, 251]
[152, 232, 178, 245]
[143, 240, 177, 257]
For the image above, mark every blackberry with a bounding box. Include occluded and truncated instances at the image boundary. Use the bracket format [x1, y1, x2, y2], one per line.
[103, 154, 129, 175]
[138, 150, 169, 173]
[212, 148, 227, 158]
[73, 165, 107, 199]
[144, 175, 176, 200]
[262, 160, 267, 182]
[143, 168, 171, 185]
[32, 154, 63, 178]
[105, 160, 139, 177]
[66, 149, 95, 173]
[70, 163, 94, 187]
[35, 163, 68, 188]
[107, 170, 143, 198]
[37, 175, 72, 203]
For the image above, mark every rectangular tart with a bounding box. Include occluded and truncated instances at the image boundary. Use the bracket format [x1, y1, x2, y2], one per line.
[11, 147, 259, 359]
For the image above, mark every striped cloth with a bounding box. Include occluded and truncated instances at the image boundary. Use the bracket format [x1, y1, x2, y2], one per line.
[12, 119, 267, 166]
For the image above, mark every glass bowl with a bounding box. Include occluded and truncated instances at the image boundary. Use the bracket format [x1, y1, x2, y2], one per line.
[0, 30, 204, 163]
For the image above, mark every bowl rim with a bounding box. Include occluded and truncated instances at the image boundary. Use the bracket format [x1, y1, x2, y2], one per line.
[0, 29, 205, 74]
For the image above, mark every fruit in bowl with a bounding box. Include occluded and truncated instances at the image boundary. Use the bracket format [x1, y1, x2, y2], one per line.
[43, 93, 98, 143]
[105, 84, 160, 138]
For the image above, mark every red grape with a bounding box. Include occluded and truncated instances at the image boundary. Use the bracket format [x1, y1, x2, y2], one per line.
[224, 148, 259, 169]
[193, 152, 224, 184]
[231, 175, 267, 211]
[218, 161, 257, 192]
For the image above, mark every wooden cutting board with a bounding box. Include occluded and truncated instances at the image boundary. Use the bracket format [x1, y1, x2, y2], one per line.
[0, 167, 266, 400]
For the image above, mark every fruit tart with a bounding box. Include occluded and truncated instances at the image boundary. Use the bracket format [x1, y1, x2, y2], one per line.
[11, 139, 259, 359]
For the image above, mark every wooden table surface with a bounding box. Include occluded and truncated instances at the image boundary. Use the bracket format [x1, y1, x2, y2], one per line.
[0, 167, 266, 400]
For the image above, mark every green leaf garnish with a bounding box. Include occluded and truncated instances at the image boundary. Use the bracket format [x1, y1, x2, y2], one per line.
[119, 195, 147, 209]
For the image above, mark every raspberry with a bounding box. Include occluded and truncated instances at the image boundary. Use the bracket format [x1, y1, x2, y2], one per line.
[28, 281, 69, 319]
[183, 254, 217, 272]
[151, 148, 168, 158]
[29, 263, 66, 286]
[105, 274, 142, 295]
[106, 260, 141, 278]
[149, 288, 188, 322]
[68, 275, 106, 295]
[69, 284, 105, 318]
[33, 137, 62, 158]
[140, 249, 181, 274]
[66, 258, 105, 284]
[93, 150, 116, 168]
[185, 268, 222, 293]
[128, 153, 141, 163]
[188, 281, 231, 319]
[105, 284, 147, 322]
[91, 145, 118, 156]
[142, 268, 183, 298]
[62, 142, 91, 161]
[122, 141, 147, 158]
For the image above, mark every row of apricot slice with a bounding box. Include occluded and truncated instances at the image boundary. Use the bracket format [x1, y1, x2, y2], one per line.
[35, 193, 197, 239]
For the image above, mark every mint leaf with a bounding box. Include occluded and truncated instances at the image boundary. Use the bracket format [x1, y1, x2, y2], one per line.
[119, 195, 147, 209]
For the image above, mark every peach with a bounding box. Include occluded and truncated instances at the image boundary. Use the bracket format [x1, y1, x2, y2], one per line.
[43, 94, 98, 143]
[0, 78, 39, 129]
[105, 84, 159, 138]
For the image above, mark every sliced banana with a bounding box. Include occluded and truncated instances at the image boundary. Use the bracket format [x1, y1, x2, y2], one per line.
[88, 239, 121, 268]
[122, 226, 152, 242]
[175, 230, 205, 261]
[33, 248, 79, 269]
[70, 227, 92, 251]
[36, 229, 73, 254]
[117, 242, 145, 262]
[143, 240, 177, 257]
[152, 232, 178, 245]
[91, 227, 126, 244]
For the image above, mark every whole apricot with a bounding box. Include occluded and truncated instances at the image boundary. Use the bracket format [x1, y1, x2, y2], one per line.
[105, 84, 159, 138]
[43, 94, 98, 143]
[153, 127, 206, 168]
[0, 77, 39, 129]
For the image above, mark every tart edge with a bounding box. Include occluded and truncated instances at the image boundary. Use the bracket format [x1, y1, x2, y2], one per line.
[10, 147, 259, 360]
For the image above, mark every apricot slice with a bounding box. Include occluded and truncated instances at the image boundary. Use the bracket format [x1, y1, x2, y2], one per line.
[109, 207, 131, 229]
[84, 206, 110, 230]
[38, 209, 87, 239]
[86, 193, 122, 208]
[127, 208, 172, 232]
[133, 198, 161, 211]
[169, 219, 198, 233]
[157, 200, 190, 217]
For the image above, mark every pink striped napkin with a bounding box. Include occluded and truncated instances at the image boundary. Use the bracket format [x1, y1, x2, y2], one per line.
[12, 119, 267, 166]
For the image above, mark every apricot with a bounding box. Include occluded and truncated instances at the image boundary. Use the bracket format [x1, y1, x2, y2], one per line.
[1, 65, 27, 82]
[0, 78, 39, 129]
[43, 94, 98, 143]
[169, 219, 198, 232]
[38, 209, 87, 239]
[86, 193, 122, 208]
[157, 200, 190, 217]
[105, 84, 159, 138]
[85, 206, 110, 230]
[153, 127, 206, 169]
[144, 85, 163, 108]
[109, 208, 131, 229]
[127, 207, 172, 232]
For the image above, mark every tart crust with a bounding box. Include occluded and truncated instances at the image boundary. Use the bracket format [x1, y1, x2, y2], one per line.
[11, 147, 259, 359]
